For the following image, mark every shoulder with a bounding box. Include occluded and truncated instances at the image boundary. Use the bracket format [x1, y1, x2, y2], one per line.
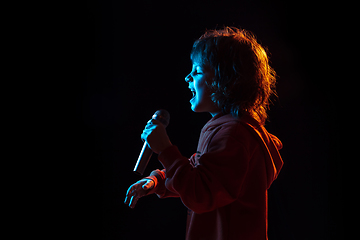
[208, 115, 257, 147]
[214, 119, 256, 143]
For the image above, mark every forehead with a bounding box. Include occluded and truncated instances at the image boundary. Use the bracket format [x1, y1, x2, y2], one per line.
[191, 54, 209, 67]
[190, 51, 204, 65]
[190, 50, 212, 70]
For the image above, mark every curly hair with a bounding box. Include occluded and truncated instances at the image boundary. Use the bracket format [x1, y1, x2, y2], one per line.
[190, 27, 277, 124]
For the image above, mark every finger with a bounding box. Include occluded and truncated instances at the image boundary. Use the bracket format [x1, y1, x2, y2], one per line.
[124, 187, 134, 205]
[146, 119, 161, 127]
[151, 119, 161, 125]
[145, 124, 157, 130]
[125, 189, 138, 208]
[126, 185, 134, 196]
[141, 131, 148, 142]
[125, 182, 139, 202]
[129, 195, 139, 208]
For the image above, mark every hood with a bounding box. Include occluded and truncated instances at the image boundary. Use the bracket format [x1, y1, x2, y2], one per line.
[202, 113, 283, 189]
[240, 114, 283, 188]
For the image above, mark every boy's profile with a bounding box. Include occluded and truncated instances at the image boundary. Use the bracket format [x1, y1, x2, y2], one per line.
[125, 27, 283, 240]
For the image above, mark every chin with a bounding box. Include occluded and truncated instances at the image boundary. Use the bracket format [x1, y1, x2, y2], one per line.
[191, 103, 205, 113]
[190, 103, 198, 112]
[190, 105, 197, 112]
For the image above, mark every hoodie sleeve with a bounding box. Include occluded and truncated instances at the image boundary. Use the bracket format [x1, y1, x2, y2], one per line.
[157, 133, 251, 214]
[145, 169, 180, 198]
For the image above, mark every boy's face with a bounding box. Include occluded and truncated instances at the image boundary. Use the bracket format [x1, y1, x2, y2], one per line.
[185, 62, 220, 116]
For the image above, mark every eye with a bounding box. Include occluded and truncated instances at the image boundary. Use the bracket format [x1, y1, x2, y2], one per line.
[194, 69, 203, 75]
[190, 65, 204, 77]
[191, 71, 200, 77]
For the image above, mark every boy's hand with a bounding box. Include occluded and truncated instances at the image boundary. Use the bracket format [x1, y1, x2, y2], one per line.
[124, 179, 155, 209]
[141, 119, 172, 154]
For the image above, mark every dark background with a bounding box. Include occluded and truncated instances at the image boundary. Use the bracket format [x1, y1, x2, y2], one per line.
[82, 0, 341, 239]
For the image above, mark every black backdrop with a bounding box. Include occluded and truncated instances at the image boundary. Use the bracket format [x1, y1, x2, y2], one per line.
[83, 1, 341, 239]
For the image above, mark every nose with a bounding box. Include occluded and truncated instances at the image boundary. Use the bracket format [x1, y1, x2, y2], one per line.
[185, 73, 192, 83]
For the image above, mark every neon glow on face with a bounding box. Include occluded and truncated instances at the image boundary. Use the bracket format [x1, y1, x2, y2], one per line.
[185, 63, 220, 116]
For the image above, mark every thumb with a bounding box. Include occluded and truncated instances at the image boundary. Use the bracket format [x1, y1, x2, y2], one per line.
[142, 179, 155, 190]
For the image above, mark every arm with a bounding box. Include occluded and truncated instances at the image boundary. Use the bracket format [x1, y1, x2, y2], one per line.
[158, 134, 250, 214]
[138, 118, 250, 212]
[145, 169, 180, 198]
[124, 118, 182, 209]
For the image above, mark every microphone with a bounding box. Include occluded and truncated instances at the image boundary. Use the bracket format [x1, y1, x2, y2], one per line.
[133, 109, 170, 176]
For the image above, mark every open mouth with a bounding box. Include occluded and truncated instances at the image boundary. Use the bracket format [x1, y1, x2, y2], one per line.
[190, 89, 196, 101]
[191, 90, 196, 98]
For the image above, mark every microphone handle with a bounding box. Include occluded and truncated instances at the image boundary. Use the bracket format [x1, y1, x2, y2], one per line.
[133, 142, 153, 175]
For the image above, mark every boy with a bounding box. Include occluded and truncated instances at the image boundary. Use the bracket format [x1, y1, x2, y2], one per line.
[124, 27, 283, 240]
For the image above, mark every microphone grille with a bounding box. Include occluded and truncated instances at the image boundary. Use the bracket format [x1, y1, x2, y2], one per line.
[152, 109, 170, 127]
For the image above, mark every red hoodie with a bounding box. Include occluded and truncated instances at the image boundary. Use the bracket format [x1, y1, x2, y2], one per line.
[146, 113, 283, 240]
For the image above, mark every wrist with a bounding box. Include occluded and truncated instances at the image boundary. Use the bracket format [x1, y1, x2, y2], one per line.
[159, 142, 172, 155]
[144, 176, 157, 187]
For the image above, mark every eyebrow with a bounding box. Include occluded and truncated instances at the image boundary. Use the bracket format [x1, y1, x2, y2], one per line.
[192, 61, 205, 68]
[191, 56, 205, 65]
[192, 64, 203, 72]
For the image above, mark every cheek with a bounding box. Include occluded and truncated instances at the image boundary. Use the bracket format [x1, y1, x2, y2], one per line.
[196, 85, 213, 105]
[194, 75, 214, 103]
[194, 86, 204, 102]
[195, 80, 209, 96]
[197, 78, 210, 92]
